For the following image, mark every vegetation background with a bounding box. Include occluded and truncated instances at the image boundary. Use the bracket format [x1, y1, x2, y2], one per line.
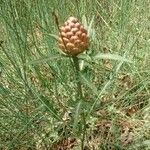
[0, 0, 150, 149]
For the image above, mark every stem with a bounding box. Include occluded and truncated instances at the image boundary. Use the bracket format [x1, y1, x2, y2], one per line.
[81, 111, 86, 150]
[72, 56, 83, 100]
[72, 56, 86, 150]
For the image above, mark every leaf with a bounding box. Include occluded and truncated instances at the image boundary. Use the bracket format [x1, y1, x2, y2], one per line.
[40, 95, 59, 118]
[82, 15, 88, 29]
[31, 87, 61, 120]
[73, 101, 82, 131]
[94, 53, 132, 63]
[143, 140, 150, 147]
[78, 54, 92, 62]
[80, 73, 98, 95]
[88, 79, 112, 116]
[45, 33, 59, 41]
[82, 15, 95, 40]
[28, 55, 66, 65]
[87, 16, 95, 38]
[0, 83, 10, 95]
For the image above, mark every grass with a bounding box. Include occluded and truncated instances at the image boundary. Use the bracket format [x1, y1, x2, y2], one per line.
[0, 0, 150, 149]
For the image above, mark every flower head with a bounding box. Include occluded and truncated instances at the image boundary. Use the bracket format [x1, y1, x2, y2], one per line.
[58, 16, 88, 56]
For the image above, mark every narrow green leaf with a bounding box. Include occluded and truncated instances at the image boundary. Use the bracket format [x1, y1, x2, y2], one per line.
[28, 55, 66, 65]
[44, 33, 59, 41]
[143, 140, 150, 147]
[40, 95, 58, 118]
[94, 53, 132, 63]
[78, 54, 92, 62]
[87, 16, 95, 37]
[80, 73, 98, 95]
[73, 101, 82, 131]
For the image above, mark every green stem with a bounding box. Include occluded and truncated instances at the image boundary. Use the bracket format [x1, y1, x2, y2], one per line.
[72, 56, 86, 150]
[72, 56, 83, 100]
[81, 111, 86, 150]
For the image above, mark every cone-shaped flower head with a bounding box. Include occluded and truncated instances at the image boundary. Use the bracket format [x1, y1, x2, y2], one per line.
[58, 17, 88, 56]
